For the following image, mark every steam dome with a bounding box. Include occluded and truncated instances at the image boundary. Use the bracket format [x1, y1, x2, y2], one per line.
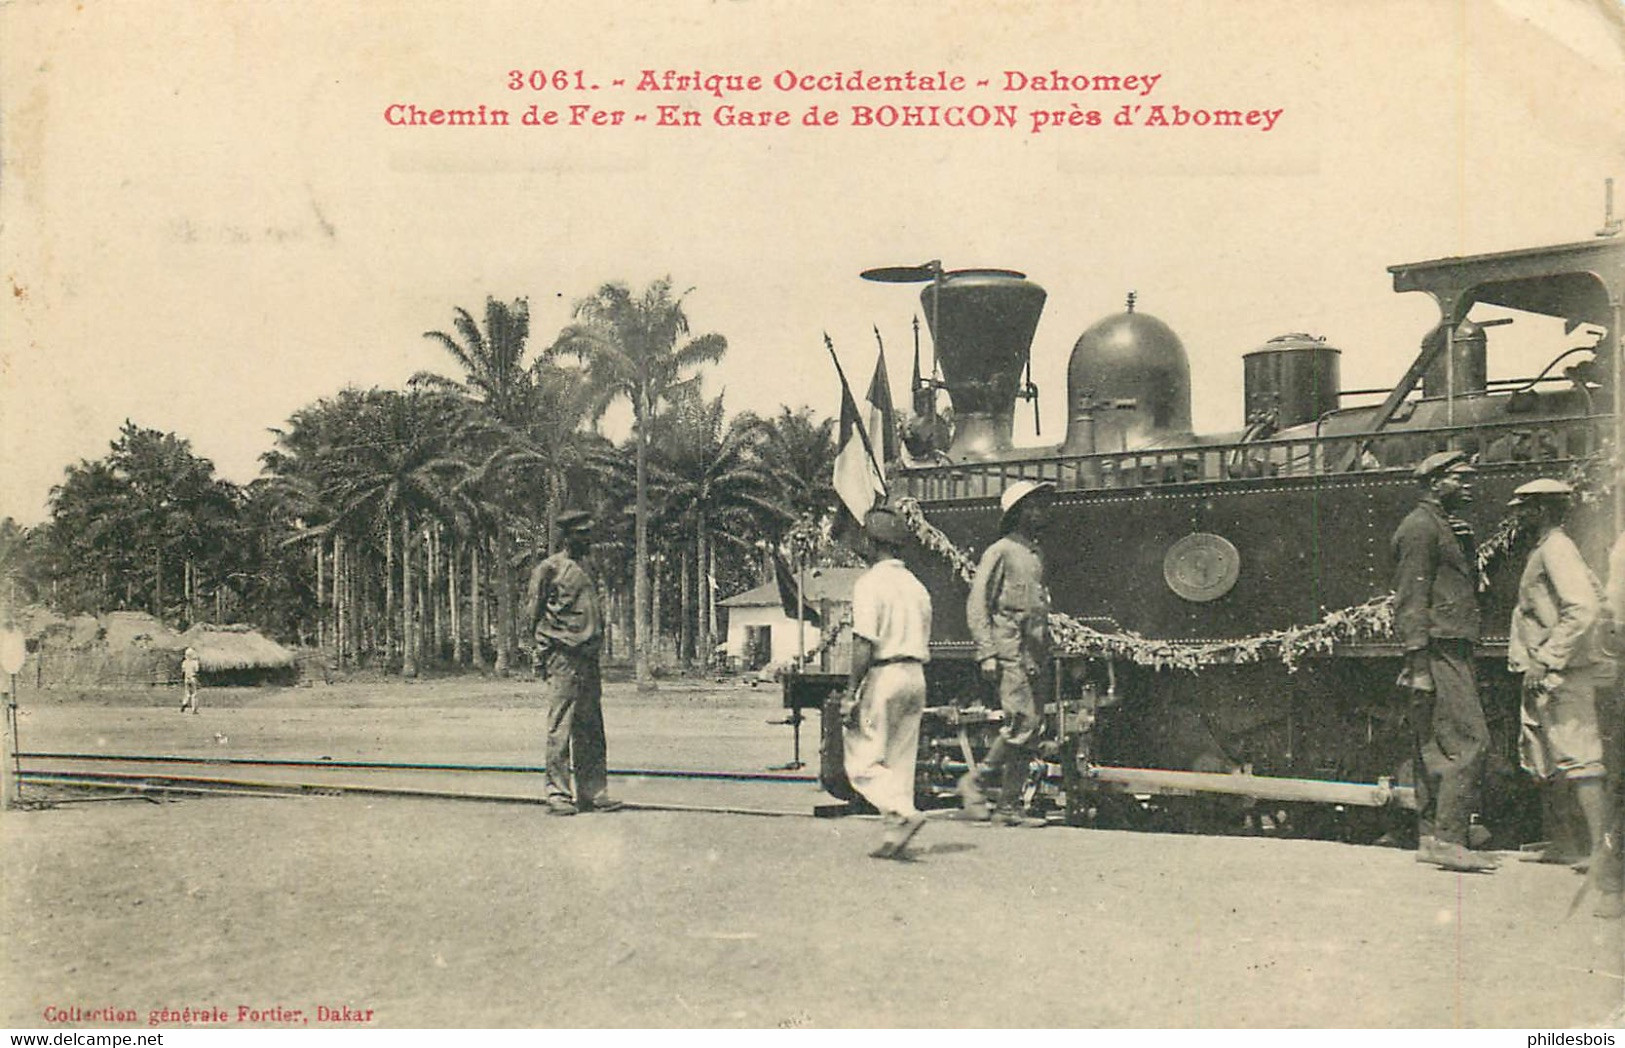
[1064, 296, 1191, 454]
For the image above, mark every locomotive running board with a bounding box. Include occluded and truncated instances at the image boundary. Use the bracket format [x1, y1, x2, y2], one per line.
[1084, 765, 1416, 810]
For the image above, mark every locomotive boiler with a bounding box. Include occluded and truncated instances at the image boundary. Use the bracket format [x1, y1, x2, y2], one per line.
[797, 230, 1624, 843]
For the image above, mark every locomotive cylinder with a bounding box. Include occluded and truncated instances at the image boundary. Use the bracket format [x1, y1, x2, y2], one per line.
[1242, 333, 1343, 429]
[920, 269, 1047, 462]
[1064, 297, 1191, 453]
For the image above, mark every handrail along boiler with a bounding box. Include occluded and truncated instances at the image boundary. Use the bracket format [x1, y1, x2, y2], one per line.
[795, 232, 1623, 838]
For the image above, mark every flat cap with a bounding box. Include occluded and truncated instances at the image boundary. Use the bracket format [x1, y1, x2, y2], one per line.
[554, 509, 593, 531]
[864, 505, 910, 545]
[1414, 449, 1475, 480]
[1508, 477, 1573, 506]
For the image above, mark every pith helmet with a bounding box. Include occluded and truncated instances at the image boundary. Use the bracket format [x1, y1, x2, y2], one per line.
[1507, 477, 1573, 506]
[863, 505, 910, 546]
[1414, 449, 1475, 480]
[999, 480, 1055, 530]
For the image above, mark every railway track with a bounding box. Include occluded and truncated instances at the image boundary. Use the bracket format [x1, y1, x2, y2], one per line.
[14, 748, 1418, 840]
[13, 750, 825, 819]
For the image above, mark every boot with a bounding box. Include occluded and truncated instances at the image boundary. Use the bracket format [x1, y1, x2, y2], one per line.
[1415, 834, 1439, 864]
[995, 746, 1038, 822]
[980, 737, 1008, 788]
[957, 772, 990, 821]
[1524, 781, 1590, 864]
[1424, 840, 1498, 873]
[960, 738, 1008, 820]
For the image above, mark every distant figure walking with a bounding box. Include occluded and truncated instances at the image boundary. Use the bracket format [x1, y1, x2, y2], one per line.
[179, 647, 201, 714]
[526, 510, 621, 817]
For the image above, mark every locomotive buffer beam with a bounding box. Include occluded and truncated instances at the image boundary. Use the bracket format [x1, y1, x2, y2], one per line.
[1084, 766, 1416, 810]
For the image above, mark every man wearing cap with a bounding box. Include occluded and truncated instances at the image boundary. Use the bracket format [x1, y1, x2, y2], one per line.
[1392, 450, 1497, 872]
[961, 479, 1055, 827]
[841, 505, 933, 859]
[526, 510, 621, 816]
[1506, 478, 1620, 916]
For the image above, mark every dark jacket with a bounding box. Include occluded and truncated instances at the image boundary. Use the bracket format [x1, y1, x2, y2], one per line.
[1391, 498, 1480, 650]
[526, 551, 603, 658]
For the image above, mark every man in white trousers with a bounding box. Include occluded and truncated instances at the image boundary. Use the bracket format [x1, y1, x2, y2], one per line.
[842, 504, 934, 860]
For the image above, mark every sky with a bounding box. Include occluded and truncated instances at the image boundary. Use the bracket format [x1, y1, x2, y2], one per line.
[3, 0, 1623, 524]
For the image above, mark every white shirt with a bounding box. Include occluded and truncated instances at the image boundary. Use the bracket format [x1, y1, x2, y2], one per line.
[850, 559, 932, 663]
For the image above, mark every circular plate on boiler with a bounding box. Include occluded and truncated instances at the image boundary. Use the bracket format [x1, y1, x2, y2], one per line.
[1163, 533, 1241, 603]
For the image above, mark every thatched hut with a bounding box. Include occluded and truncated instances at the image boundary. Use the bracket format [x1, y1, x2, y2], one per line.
[26, 609, 185, 687]
[178, 623, 298, 686]
[10, 608, 298, 689]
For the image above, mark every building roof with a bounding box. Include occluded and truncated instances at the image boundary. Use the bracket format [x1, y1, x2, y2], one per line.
[180, 623, 296, 671]
[721, 567, 864, 608]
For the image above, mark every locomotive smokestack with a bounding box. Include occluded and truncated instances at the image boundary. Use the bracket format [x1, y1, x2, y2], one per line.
[919, 269, 1047, 462]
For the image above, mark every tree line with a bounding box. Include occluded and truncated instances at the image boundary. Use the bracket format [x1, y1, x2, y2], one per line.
[0, 280, 843, 687]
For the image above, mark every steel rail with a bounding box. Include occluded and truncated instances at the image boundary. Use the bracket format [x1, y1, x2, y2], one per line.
[16, 750, 818, 785]
[19, 752, 1418, 812]
[18, 769, 816, 819]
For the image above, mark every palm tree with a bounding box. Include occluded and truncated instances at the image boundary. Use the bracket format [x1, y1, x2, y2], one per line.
[744, 405, 839, 533]
[264, 388, 467, 675]
[44, 459, 134, 613]
[418, 298, 535, 426]
[418, 298, 536, 675]
[648, 391, 786, 667]
[418, 296, 611, 674]
[553, 278, 726, 688]
[263, 391, 371, 665]
[323, 391, 467, 677]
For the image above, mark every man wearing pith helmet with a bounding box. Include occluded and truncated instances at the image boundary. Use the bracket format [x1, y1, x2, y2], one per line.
[961, 479, 1055, 827]
[1506, 477, 1621, 917]
[1392, 450, 1497, 872]
[841, 503, 933, 859]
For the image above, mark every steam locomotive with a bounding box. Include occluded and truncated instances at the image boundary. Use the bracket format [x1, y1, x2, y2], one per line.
[792, 227, 1623, 843]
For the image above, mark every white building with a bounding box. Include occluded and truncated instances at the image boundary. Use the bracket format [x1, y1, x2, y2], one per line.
[720, 567, 863, 673]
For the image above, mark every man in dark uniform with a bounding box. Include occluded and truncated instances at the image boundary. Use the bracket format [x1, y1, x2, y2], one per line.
[960, 479, 1055, 828]
[526, 509, 621, 816]
[1392, 450, 1496, 872]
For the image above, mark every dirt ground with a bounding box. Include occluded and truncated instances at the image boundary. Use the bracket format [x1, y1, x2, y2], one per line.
[2, 675, 1621, 1029]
